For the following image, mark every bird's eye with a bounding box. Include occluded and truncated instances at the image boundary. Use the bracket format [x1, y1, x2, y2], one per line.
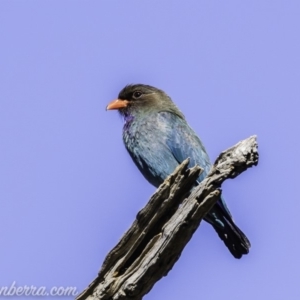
[133, 91, 142, 98]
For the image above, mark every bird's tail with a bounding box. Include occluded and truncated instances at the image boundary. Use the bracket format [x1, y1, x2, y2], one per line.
[206, 198, 251, 259]
[212, 216, 250, 259]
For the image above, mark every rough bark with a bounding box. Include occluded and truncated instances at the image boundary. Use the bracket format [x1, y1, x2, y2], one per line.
[77, 135, 258, 300]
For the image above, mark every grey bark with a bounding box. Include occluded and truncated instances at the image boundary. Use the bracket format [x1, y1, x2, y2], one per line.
[77, 135, 258, 300]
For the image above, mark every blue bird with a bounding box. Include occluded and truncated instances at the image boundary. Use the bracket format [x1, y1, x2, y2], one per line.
[106, 84, 250, 258]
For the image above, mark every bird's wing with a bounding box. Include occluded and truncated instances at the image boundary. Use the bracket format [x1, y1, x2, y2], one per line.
[159, 111, 233, 220]
[158, 111, 211, 181]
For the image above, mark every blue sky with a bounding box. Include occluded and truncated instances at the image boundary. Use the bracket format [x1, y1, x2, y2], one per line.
[1, 1, 300, 299]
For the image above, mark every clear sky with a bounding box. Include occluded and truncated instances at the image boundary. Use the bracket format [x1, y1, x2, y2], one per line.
[1, 1, 299, 299]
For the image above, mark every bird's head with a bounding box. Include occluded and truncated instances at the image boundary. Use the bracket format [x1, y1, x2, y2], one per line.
[106, 84, 184, 119]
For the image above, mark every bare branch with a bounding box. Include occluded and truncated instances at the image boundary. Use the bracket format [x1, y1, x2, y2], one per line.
[77, 135, 258, 300]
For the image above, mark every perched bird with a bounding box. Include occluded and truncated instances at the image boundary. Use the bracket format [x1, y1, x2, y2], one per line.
[106, 84, 250, 258]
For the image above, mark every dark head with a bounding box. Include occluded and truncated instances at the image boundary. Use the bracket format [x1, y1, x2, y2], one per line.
[106, 84, 184, 119]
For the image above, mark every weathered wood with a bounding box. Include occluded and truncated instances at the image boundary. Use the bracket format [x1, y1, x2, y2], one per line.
[77, 136, 258, 300]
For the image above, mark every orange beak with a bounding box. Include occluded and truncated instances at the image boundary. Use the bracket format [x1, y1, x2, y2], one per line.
[106, 99, 129, 110]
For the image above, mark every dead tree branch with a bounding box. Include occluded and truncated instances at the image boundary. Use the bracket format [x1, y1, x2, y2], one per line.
[77, 135, 258, 300]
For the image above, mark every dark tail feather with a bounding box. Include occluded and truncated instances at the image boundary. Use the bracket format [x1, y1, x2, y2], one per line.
[212, 216, 251, 259]
[204, 194, 251, 259]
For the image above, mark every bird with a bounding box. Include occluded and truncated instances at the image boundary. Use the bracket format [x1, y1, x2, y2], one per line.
[106, 84, 250, 258]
